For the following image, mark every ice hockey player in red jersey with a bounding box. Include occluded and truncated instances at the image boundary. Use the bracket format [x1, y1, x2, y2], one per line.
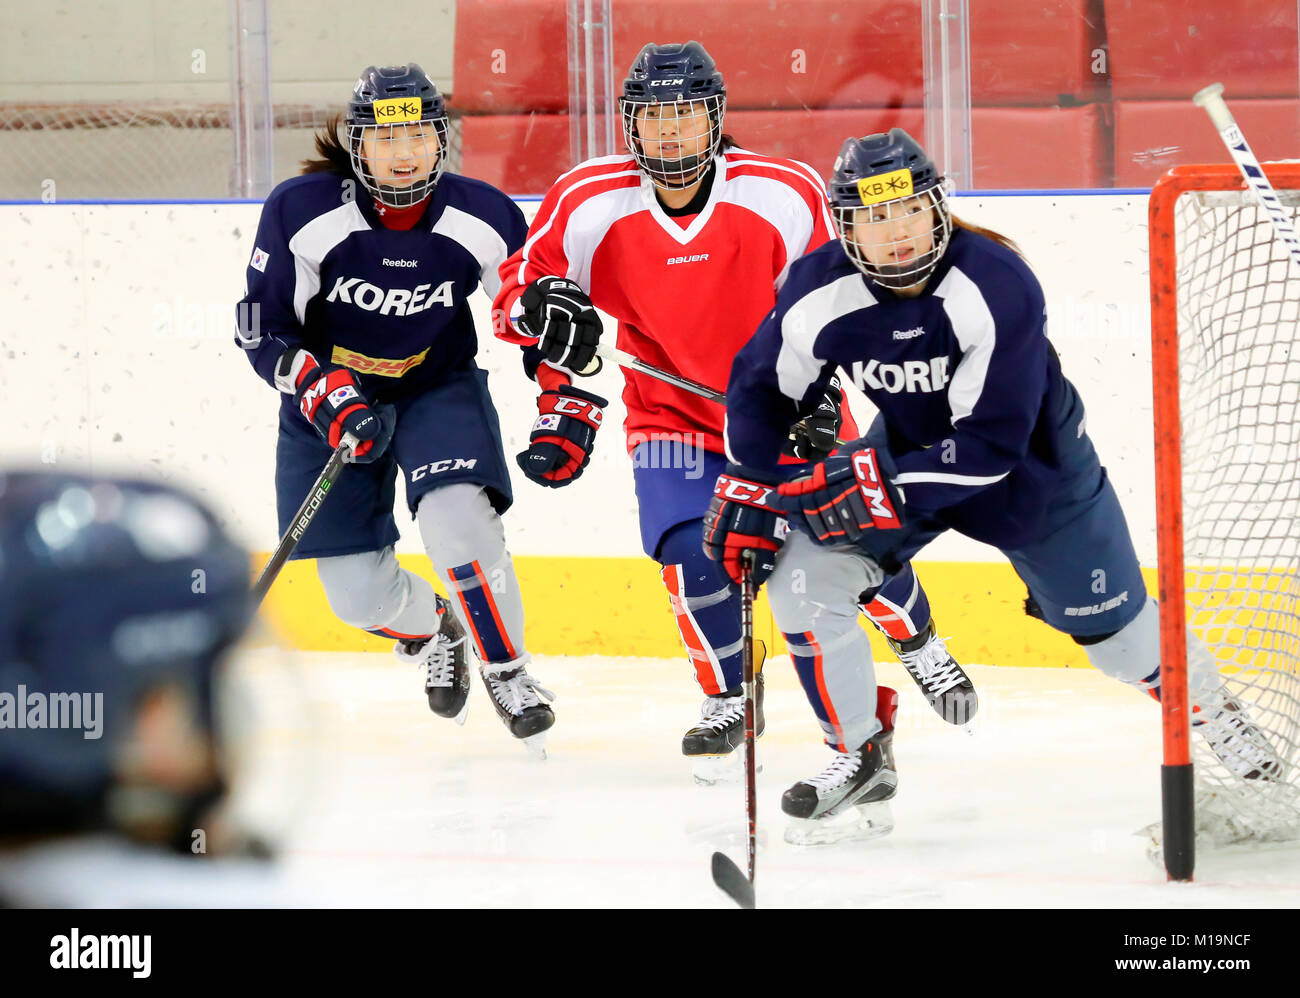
[493, 42, 976, 782]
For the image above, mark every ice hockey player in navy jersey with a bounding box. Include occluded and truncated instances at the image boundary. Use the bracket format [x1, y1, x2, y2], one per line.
[236, 64, 553, 756]
[708, 128, 1282, 842]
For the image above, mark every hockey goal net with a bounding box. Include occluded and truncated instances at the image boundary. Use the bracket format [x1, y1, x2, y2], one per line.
[1149, 162, 1300, 878]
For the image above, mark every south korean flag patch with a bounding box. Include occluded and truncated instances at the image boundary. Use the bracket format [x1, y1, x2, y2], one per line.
[533, 413, 562, 432]
[250, 247, 270, 272]
[328, 384, 360, 407]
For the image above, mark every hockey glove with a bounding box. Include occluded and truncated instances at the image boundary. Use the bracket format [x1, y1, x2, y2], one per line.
[776, 446, 904, 546]
[519, 276, 603, 376]
[702, 469, 788, 587]
[517, 384, 608, 487]
[278, 348, 387, 463]
[785, 374, 845, 461]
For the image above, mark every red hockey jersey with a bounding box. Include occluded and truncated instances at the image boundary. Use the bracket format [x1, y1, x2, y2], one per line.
[493, 149, 858, 455]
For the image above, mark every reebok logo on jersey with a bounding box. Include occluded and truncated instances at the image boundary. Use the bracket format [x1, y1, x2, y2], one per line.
[850, 356, 951, 394]
[892, 326, 925, 340]
[326, 277, 454, 315]
[250, 247, 270, 272]
[1064, 591, 1129, 616]
[666, 253, 709, 265]
[382, 258, 419, 268]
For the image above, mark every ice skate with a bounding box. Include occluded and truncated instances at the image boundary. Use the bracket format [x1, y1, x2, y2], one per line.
[888, 620, 977, 725]
[393, 594, 471, 725]
[1195, 690, 1284, 781]
[479, 658, 555, 759]
[782, 731, 898, 845]
[682, 642, 766, 785]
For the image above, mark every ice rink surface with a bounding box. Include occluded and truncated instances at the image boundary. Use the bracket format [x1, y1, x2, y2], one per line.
[228, 649, 1300, 908]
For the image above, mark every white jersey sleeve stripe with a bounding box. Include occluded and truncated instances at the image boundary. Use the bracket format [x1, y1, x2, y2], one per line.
[286, 201, 370, 325]
[720, 175, 813, 290]
[933, 265, 997, 425]
[432, 204, 509, 299]
[727, 156, 835, 237]
[515, 166, 641, 287]
[893, 469, 1010, 487]
[776, 273, 876, 400]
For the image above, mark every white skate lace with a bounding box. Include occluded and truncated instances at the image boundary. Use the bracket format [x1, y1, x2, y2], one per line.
[1197, 696, 1282, 779]
[393, 635, 463, 689]
[486, 669, 555, 716]
[696, 694, 745, 733]
[899, 635, 965, 698]
[806, 750, 862, 791]
[422, 635, 464, 689]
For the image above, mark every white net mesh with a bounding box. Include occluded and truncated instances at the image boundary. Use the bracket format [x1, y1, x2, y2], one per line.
[1174, 179, 1300, 844]
[0, 102, 463, 200]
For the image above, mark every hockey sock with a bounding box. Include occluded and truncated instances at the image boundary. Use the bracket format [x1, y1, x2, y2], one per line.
[316, 547, 440, 640]
[659, 519, 744, 695]
[858, 563, 931, 642]
[1079, 596, 1223, 707]
[417, 484, 527, 665]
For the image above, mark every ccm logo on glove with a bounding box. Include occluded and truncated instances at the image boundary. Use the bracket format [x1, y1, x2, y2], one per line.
[850, 449, 901, 528]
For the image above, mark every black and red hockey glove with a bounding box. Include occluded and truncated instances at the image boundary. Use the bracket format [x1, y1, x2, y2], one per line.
[278, 349, 387, 463]
[516, 384, 608, 487]
[776, 446, 904, 546]
[702, 469, 788, 587]
[518, 276, 604, 376]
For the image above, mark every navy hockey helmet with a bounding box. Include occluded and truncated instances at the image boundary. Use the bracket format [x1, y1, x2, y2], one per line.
[828, 128, 953, 291]
[346, 63, 450, 208]
[620, 41, 727, 189]
[0, 471, 252, 839]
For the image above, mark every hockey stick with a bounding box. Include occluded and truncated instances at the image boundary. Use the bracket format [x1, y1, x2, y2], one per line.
[711, 550, 758, 909]
[251, 432, 358, 608]
[594, 341, 847, 449]
[1194, 83, 1300, 270]
[595, 342, 726, 402]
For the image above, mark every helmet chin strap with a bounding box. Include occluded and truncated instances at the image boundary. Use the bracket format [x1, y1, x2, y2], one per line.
[640, 154, 710, 190]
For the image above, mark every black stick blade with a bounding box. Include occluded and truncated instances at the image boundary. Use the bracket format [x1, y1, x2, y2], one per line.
[711, 851, 755, 909]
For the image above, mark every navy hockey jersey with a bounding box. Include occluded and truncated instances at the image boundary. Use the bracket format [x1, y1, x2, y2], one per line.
[726, 227, 1076, 547]
[236, 171, 527, 403]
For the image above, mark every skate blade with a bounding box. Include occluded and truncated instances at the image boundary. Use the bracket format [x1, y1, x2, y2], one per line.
[453, 702, 469, 726]
[784, 801, 895, 846]
[690, 752, 762, 786]
[522, 732, 547, 761]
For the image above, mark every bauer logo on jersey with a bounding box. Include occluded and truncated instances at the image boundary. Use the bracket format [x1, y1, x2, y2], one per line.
[372, 97, 423, 122]
[856, 168, 914, 206]
[250, 247, 270, 272]
[327, 384, 359, 407]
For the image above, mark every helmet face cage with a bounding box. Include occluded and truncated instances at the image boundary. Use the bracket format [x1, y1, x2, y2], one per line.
[621, 94, 725, 190]
[348, 114, 449, 209]
[833, 184, 953, 291]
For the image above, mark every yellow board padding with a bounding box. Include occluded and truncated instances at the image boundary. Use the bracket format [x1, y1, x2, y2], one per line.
[256, 552, 1160, 669]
